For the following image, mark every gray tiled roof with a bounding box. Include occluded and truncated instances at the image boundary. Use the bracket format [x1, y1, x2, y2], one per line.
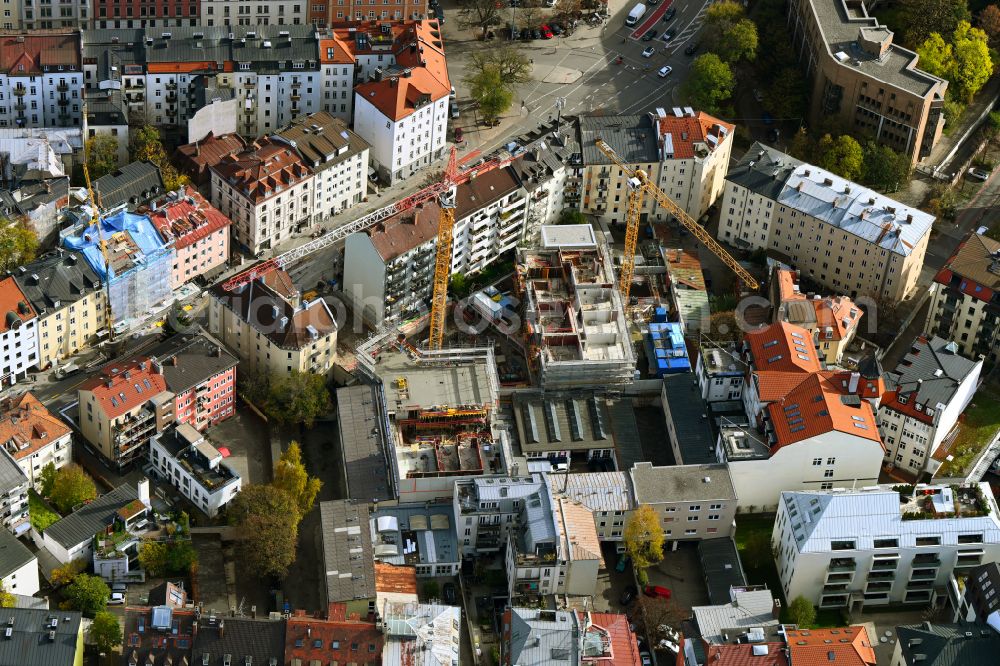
[692, 589, 779, 644]
[726, 142, 803, 202]
[142, 25, 318, 70]
[577, 114, 659, 166]
[0, 528, 35, 579]
[894, 622, 1000, 666]
[42, 483, 138, 550]
[275, 111, 370, 174]
[93, 160, 164, 210]
[85, 90, 127, 127]
[320, 500, 376, 604]
[0, 608, 83, 666]
[0, 451, 27, 493]
[662, 374, 716, 465]
[884, 336, 979, 410]
[142, 330, 239, 395]
[11, 250, 103, 316]
[191, 616, 286, 665]
[336, 385, 392, 503]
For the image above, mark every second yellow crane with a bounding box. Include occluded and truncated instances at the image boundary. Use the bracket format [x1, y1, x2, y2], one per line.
[594, 139, 760, 304]
[81, 155, 116, 341]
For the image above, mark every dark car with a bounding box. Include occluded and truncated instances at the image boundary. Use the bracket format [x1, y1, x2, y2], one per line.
[642, 29, 657, 41]
[550, 23, 564, 35]
[663, 7, 676, 21]
[443, 583, 457, 604]
[620, 585, 638, 606]
[434, 5, 444, 22]
[684, 40, 700, 56]
[532, 28, 542, 40]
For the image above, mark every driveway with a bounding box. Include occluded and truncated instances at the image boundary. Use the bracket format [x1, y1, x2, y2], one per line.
[208, 406, 272, 485]
[645, 542, 709, 613]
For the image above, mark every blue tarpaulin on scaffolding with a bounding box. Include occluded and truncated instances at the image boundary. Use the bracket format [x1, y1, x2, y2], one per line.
[62, 209, 174, 323]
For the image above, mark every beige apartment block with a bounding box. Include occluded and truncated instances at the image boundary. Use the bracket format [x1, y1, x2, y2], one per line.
[721, 143, 932, 302]
[788, 0, 947, 165]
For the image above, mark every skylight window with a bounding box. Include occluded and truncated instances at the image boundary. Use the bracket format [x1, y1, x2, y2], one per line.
[790, 425, 806, 433]
[851, 415, 865, 422]
[110, 398, 118, 408]
[853, 423, 868, 430]
[763, 340, 779, 348]
[768, 355, 783, 363]
[783, 403, 800, 411]
[796, 354, 810, 361]
[788, 417, 804, 425]
[791, 331, 804, 339]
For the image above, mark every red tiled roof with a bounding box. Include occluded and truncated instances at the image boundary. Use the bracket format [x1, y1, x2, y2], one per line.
[756, 371, 814, 403]
[881, 388, 935, 425]
[703, 642, 789, 666]
[374, 562, 418, 596]
[367, 200, 441, 261]
[664, 248, 706, 291]
[210, 139, 312, 204]
[0, 392, 70, 461]
[746, 322, 821, 374]
[172, 132, 248, 181]
[767, 373, 882, 450]
[577, 612, 643, 666]
[656, 111, 734, 160]
[78, 358, 168, 420]
[0, 32, 79, 75]
[149, 190, 232, 250]
[285, 612, 383, 664]
[0, 276, 35, 333]
[785, 627, 876, 666]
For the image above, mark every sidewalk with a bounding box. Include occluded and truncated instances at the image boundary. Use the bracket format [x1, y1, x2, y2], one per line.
[923, 76, 1000, 169]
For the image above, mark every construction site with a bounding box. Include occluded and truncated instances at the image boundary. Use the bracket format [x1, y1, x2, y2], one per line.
[516, 225, 635, 389]
[62, 208, 174, 325]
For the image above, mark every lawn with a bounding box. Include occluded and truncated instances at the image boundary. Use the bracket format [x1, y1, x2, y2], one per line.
[29, 490, 60, 532]
[938, 386, 1000, 477]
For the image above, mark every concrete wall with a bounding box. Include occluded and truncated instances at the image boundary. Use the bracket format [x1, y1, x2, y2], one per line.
[187, 98, 239, 144]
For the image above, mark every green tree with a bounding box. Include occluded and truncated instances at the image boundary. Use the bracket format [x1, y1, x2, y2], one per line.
[862, 142, 912, 192]
[901, 0, 971, 47]
[138, 541, 169, 577]
[228, 484, 299, 578]
[622, 505, 665, 578]
[558, 209, 586, 225]
[85, 135, 120, 180]
[449, 274, 470, 298]
[160, 162, 191, 193]
[129, 125, 167, 164]
[91, 611, 123, 654]
[717, 19, 759, 63]
[0, 584, 14, 608]
[48, 463, 97, 514]
[765, 68, 807, 119]
[951, 21, 993, 102]
[681, 54, 734, 115]
[704, 0, 745, 28]
[467, 46, 532, 86]
[39, 462, 57, 497]
[816, 134, 864, 181]
[63, 574, 110, 616]
[0, 220, 38, 273]
[456, 0, 503, 37]
[165, 540, 197, 573]
[742, 530, 773, 569]
[915, 32, 953, 78]
[468, 66, 514, 124]
[50, 559, 86, 588]
[265, 371, 331, 428]
[272, 441, 322, 518]
[787, 595, 817, 627]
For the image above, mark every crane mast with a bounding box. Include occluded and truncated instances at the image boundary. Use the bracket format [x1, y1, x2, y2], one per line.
[593, 139, 760, 290]
[81, 158, 116, 341]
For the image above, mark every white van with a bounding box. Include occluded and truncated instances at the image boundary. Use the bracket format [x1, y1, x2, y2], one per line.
[626, 3, 647, 26]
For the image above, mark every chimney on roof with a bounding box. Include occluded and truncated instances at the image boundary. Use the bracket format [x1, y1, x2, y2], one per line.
[848, 372, 860, 394]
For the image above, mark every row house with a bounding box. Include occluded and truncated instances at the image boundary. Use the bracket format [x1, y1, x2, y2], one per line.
[0, 392, 72, 491]
[20, 1, 87, 30]
[0, 277, 37, 387]
[199, 0, 309, 28]
[771, 267, 864, 366]
[148, 189, 232, 290]
[93, 0, 200, 29]
[0, 33, 82, 130]
[320, 0, 430, 25]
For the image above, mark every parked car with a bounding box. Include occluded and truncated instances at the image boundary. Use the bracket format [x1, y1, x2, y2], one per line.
[642, 29, 657, 41]
[109, 592, 126, 605]
[658, 65, 673, 78]
[451, 105, 460, 119]
[620, 585, 638, 606]
[616, 555, 629, 572]
[640, 653, 653, 666]
[443, 583, 457, 604]
[532, 28, 542, 40]
[643, 585, 672, 599]
[550, 23, 564, 35]
[663, 7, 676, 21]
[455, 127, 464, 143]
[434, 6, 444, 22]
[642, 45, 655, 57]
[661, 27, 677, 41]
[111, 583, 128, 593]
[684, 40, 700, 55]
[540, 24, 554, 38]
[969, 167, 991, 181]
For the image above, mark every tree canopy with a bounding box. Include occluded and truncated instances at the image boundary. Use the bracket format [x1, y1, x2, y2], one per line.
[265, 371, 331, 427]
[951, 21, 993, 102]
[48, 464, 97, 514]
[272, 441, 322, 518]
[681, 54, 735, 115]
[622, 505, 665, 582]
[63, 574, 110, 616]
[900, 0, 971, 47]
[129, 125, 167, 164]
[85, 135, 120, 180]
[558, 209, 587, 225]
[467, 66, 514, 124]
[787, 596, 817, 627]
[468, 46, 532, 86]
[0, 220, 38, 274]
[138, 540, 197, 577]
[91, 611, 123, 654]
[979, 4, 1000, 45]
[229, 484, 300, 578]
[0, 584, 14, 608]
[456, 0, 503, 36]
[816, 134, 864, 181]
[861, 141, 912, 192]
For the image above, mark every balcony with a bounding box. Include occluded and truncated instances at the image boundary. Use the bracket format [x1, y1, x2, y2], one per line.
[125, 80, 144, 90]
[910, 569, 938, 581]
[58, 96, 69, 106]
[57, 108, 70, 119]
[12, 87, 24, 97]
[14, 102, 25, 111]
[166, 92, 177, 103]
[57, 81, 69, 92]
[166, 81, 177, 90]
[291, 92, 301, 101]
[913, 555, 942, 567]
[828, 558, 857, 573]
[291, 81, 301, 89]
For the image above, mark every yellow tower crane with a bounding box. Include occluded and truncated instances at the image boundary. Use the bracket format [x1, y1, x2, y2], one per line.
[427, 189, 457, 351]
[594, 139, 760, 301]
[81, 156, 116, 341]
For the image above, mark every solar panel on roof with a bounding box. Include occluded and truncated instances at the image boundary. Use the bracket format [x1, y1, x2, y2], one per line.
[567, 400, 583, 441]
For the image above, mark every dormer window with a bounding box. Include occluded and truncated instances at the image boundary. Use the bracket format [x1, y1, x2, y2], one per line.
[898, 394, 908, 404]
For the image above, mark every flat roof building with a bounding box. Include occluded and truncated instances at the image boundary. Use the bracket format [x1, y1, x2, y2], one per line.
[319, 500, 376, 619]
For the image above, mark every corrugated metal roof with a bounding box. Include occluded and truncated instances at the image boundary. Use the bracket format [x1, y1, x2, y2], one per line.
[555, 472, 635, 512]
[692, 589, 779, 644]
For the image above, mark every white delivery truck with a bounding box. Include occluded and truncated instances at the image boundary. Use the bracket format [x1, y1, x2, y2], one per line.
[626, 3, 647, 25]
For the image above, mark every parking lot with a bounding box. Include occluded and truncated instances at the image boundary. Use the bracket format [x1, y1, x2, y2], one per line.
[208, 404, 273, 486]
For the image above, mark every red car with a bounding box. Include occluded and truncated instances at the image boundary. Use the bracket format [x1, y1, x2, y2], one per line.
[540, 24, 553, 39]
[455, 127, 464, 143]
[643, 585, 671, 599]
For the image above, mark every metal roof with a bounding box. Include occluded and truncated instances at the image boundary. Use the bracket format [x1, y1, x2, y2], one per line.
[894, 622, 1000, 666]
[42, 482, 139, 550]
[0, 608, 83, 666]
[692, 589, 779, 644]
[883, 335, 979, 410]
[697, 538, 748, 605]
[93, 160, 164, 211]
[0, 528, 34, 579]
[507, 608, 580, 665]
[319, 500, 376, 604]
[0, 449, 26, 492]
[336, 385, 391, 502]
[662, 374, 717, 465]
[553, 472, 635, 513]
[577, 114, 659, 166]
[381, 602, 461, 666]
[371, 503, 458, 568]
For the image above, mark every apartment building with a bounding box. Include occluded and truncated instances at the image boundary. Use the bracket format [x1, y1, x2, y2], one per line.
[927, 232, 1000, 363]
[343, 167, 527, 325]
[773, 483, 1000, 610]
[0, 608, 84, 666]
[323, 0, 429, 24]
[208, 268, 337, 377]
[0, 449, 28, 535]
[694, 341, 746, 404]
[454, 476, 546, 557]
[512, 391, 618, 466]
[92, 160, 164, 211]
[879, 336, 982, 478]
[40, 479, 145, 563]
[171, 131, 247, 187]
[893, 622, 1000, 665]
[148, 189, 232, 290]
[210, 138, 314, 255]
[665, 247, 710, 333]
[517, 225, 636, 388]
[787, 0, 947, 165]
[0, 1, 17, 30]
[771, 267, 864, 365]
[370, 502, 460, 578]
[721, 142, 932, 301]
[199, 0, 308, 28]
[12, 250, 108, 370]
[21, 0, 87, 30]
[0, 392, 71, 491]
[93, 0, 199, 29]
[319, 500, 377, 617]
[83, 89, 129, 164]
[950, 562, 1000, 623]
[0, 528, 37, 596]
[576, 108, 733, 224]
[274, 111, 370, 223]
[503, 608, 644, 666]
[0, 276, 38, 387]
[508, 120, 577, 243]
[150, 424, 241, 517]
[0, 33, 82, 130]
[352, 22, 449, 183]
[77, 331, 237, 468]
[716, 321, 885, 510]
[556, 472, 635, 544]
[630, 462, 737, 542]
